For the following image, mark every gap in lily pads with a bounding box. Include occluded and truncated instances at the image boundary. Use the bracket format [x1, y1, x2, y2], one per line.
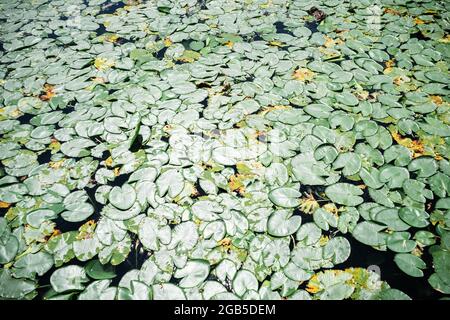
[293, 208, 314, 223]
[129, 134, 144, 153]
[111, 239, 148, 286]
[53, 216, 89, 234]
[155, 46, 168, 60]
[37, 150, 52, 165]
[206, 273, 220, 283]
[274, 21, 294, 36]
[305, 21, 319, 33]
[17, 113, 34, 125]
[339, 235, 443, 300]
[410, 31, 430, 41]
[196, 82, 211, 89]
[169, 274, 182, 286]
[107, 172, 133, 188]
[160, 135, 169, 144]
[253, 33, 264, 41]
[84, 185, 103, 216]
[95, 24, 107, 37]
[100, 150, 110, 161]
[99, 1, 126, 15]
[47, 32, 58, 40]
[198, 0, 207, 10]
[191, 180, 208, 199]
[61, 101, 76, 114]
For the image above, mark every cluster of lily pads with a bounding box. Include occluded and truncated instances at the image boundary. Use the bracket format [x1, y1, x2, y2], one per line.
[0, 0, 449, 300]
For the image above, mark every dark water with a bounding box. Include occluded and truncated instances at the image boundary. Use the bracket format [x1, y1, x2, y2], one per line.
[16, 113, 34, 124]
[100, 1, 126, 15]
[410, 32, 429, 41]
[129, 134, 144, 152]
[305, 21, 319, 33]
[61, 105, 75, 114]
[342, 236, 442, 300]
[274, 21, 294, 36]
[37, 150, 52, 165]
[155, 47, 168, 59]
[47, 32, 58, 40]
[95, 24, 107, 37]
[294, 208, 441, 300]
[253, 33, 264, 41]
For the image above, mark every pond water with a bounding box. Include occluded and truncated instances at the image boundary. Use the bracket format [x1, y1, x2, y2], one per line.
[0, 0, 449, 301]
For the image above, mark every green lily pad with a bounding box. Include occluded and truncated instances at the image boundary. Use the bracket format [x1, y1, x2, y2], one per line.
[267, 210, 302, 237]
[268, 187, 301, 208]
[394, 253, 426, 278]
[109, 184, 136, 210]
[50, 265, 89, 293]
[325, 183, 364, 206]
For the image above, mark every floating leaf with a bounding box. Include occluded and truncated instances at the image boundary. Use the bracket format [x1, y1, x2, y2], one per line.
[268, 187, 301, 208]
[85, 260, 116, 280]
[174, 260, 210, 288]
[108, 184, 136, 211]
[325, 183, 364, 206]
[352, 222, 387, 247]
[13, 252, 53, 279]
[398, 207, 429, 228]
[394, 254, 426, 278]
[233, 270, 258, 297]
[50, 265, 89, 293]
[78, 280, 116, 300]
[267, 210, 302, 237]
[152, 283, 186, 300]
[0, 269, 36, 299]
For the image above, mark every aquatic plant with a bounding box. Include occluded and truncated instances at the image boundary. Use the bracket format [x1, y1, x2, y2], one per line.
[0, 0, 449, 300]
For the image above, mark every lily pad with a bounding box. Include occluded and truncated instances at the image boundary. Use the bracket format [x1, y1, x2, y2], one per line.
[325, 183, 364, 206]
[50, 265, 89, 293]
[109, 184, 136, 210]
